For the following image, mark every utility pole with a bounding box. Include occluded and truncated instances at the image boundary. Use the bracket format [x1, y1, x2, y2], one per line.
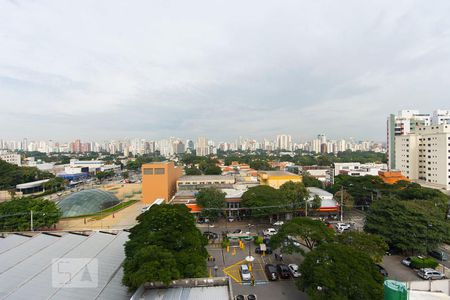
[30, 210, 34, 231]
[340, 186, 344, 222]
[305, 198, 308, 217]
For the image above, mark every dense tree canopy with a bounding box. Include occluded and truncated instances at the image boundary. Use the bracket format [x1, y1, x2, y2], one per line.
[0, 197, 61, 231]
[0, 159, 54, 190]
[123, 204, 208, 290]
[126, 154, 165, 170]
[241, 185, 284, 218]
[302, 173, 323, 188]
[279, 181, 309, 209]
[337, 231, 388, 262]
[299, 243, 384, 300]
[330, 174, 449, 209]
[365, 197, 449, 253]
[185, 166, 202, 175]
[218, 150, 386, 168]
[270, 217, 334, 253]
[195, 187, 226, 220]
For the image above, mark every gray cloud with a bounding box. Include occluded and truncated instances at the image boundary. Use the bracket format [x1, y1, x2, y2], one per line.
[1, 0, 450, 142]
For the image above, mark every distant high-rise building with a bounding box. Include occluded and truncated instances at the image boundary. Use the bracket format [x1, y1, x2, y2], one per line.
[196, 137, 210, 156]
[276, 134, 293, 151]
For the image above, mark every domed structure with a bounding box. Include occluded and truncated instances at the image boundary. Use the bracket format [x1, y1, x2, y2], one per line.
[58, 189, 120, 218]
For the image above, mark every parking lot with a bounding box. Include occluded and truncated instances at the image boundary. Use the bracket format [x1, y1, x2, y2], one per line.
[202, 221, 308, 300]
[381, 255, 450, 282]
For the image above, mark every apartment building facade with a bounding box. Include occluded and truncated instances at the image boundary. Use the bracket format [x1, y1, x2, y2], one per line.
[395, 124, 450, 190]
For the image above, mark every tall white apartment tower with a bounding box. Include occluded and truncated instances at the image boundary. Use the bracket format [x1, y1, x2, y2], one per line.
[395, 124, 450, 190]
[196, 137, 210, 156]
[387, 110, 431, 170]
[432, 110, 450, 125]
[276, 134, 293, 151]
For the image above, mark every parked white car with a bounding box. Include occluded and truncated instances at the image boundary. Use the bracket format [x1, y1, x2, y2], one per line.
[286, 236, 301, 247]
[273, 221, 284, 226]
[263, 228, 278, 236]
[417, 268, 445, 280]
[288, 264, 301, 278]
[240, 264, 252, 281]
[336, 223, 351, 232]
[141, 206, 150, 213]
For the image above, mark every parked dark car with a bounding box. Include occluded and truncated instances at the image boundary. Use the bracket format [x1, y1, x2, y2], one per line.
[429, 250, 449, 261]
[235, 295, 245, 300]
[265, 264, 278, 281]
[203, 231, 218, 239]
[376, 264, 388, 277]
[277, 264, 291, 279]
[247, 295, 257, 300]
[255, 246, 273, 254]
[197, 217, 209, 224]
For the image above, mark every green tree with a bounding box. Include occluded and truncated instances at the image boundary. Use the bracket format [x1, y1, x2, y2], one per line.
[270, 217, 334, 253]
[299, 244, 383, 300]
[42, 177, 65, 193]
[0, 159, 54, 190]
[241, 185, 283, 218]
[249, 160, 272, 170]
[0, 197, 61, 231]
[310, 195, 322, 209]
[337, 231, 388, 262]
[185, 166, 202, 175]
[122, 171, 129, 179]
[203, 164, 222, 175]
[302, 173, 323, 188]
[334, 189, 354, 211]
[123, 245, 180, 289]
[365, 197, 449, 254]
[123, 204, 208, 290]
[195, 187, 226, 220]
[279, 181, 309, 210]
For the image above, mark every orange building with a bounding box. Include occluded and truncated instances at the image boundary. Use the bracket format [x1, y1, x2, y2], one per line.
[141, 161, 183, 204]
[378, 170, 410, 185]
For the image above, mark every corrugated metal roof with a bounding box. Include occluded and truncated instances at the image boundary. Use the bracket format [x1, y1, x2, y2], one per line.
[0, 233, 87, 299]
[0, 233, 60, 274]
[51, 231, 129, 300]
[95, 267, 130, 300]
[1, 231, 129, 300]
[0, 234, 30, 254]
[142, 286, 229, 300]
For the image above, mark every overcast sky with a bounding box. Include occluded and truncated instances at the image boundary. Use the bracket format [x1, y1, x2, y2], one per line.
[1, 0, 450, 142]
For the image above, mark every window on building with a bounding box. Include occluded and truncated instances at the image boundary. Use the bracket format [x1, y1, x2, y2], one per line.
[154, 168, 165, 175]
[143, 168, 154, 175]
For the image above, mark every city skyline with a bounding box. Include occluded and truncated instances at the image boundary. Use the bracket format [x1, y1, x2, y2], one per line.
[2, 1, 450, 141]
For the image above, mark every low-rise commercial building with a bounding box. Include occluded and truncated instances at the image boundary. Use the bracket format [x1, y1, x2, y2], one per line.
[378, 170, 410, 185]
[0, 152, 21, 166]
[177, 175, 235, 190]
[334, 162, 387, 177]
[170, 187, 247, 218]
[15, 179, 50, 194]
[307, 187, 339, 213]
[257, 171, 302, 189]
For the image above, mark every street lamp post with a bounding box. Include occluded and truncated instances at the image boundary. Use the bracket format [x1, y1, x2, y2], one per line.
[426, 223, 432, 253]
[248, 224, 252, 257]
[340, 186, 344, 222]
